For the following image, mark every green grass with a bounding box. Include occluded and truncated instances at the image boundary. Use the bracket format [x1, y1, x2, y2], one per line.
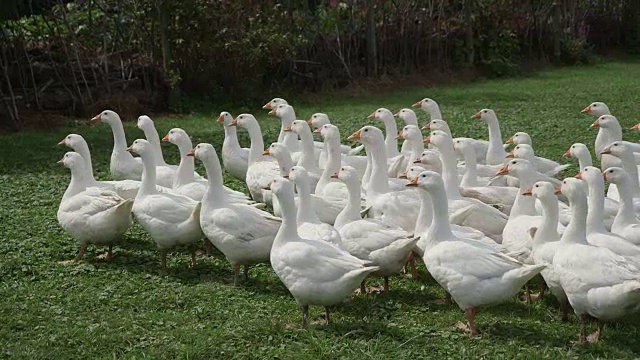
[3, 62, 640, 359]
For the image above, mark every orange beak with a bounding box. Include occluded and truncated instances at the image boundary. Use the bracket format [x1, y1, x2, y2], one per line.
[423, 135, 431, 144]
[591, 119, 600, 128]
[396, 132, 403, 139]
[283, 174, 289, 179]
[313, 128, 321, 133]
[575, 172, 583, 180]
[495, 164, 509, 176]
[367, 111, 376, 119]
[581, 105, 592, 114]
[90, 113, 101, 122]
[283, 126, 292, 132]
[217, 114, 225, 122]
[161, 135, 169, 142]
[57, 138, 66, 146]
[263, 148, 271, 156]
[421, 124, 431, 130]
[412, 100, 422, 108]
[330, 172, 339, 179]
[471, 112, 482, 119]
[630, 124, 640, 131]
[126, 146, 134, 153]
[413, 159, 422, 164]
[563, 149, 572, 158]
[347, 129, 362, 141]
[405, 177, 419, 187]
[522, 188, 533, 196]
[268, 109, 277, 116]
[186, 149, 195, 157]
[393, 112, 400, 117]
[262, 102, 272, 109]
[230, 119, 238, 127]
[555, 187, 562, 195]
[505, 151, 514, 159]
[263, 184, 272, 190]
[505, 136, 514, 144]
[399, 172, 408, 179]
[601, 148, 612, 155]
[307, 119, 313, 125]
[602, 171, 608, 182]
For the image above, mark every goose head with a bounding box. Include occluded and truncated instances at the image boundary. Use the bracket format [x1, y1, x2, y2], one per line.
[288, 165, 311, 185]
[58, 134, 85, 150]
[424, 130, 453, 150]
[576, 166, 604, 188]
[348, 125, 383, 145]
[471, 109, 497, 122]
[269, 103, 295, 119]
[398, 125, 422, 141]
[564, 143, 589, 159]
[412, 98, 439, 114]
[600, 141, 629, 158]
[308, 113, 331, 129]
[126, 139, 152, 156]
[394, 108, 418, 125]
[559, 177, 586, 201]
[524, 181, 560, 198]
[267, 176, 294, 198]
[136, 115, 155, 132]
[407, 170, 443, 191]
[415, 149, 443, 173]
[91, 110, 121, 125]
[506, 132, 532, 146]
[335, 165, 359, 184]
[496, 158, 533, 178]
[264, 142, 292, 176]
[581, 102, 610, 116]
[231, 114, 257, 128]
[402, 165, 428, 181]
[318, 123, 340, 140]
[262, 97, 288, 110]
[602, 166, 631, 185]
[190, 143, 216, 160]
[163, 128, 190, 146]
[507, 144, 535, 161]
[421, 119, 450, 132]
[217, 112, 234, 126]
[453, 138, 475, 158]
[289, 120, 311, 135]
[57, 151, 84, 169]
[591, 114, 618, 129]
[368, 108, 395, 122]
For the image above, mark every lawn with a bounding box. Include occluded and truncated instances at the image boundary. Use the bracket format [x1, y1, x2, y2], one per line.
[3, 61, 640, 359]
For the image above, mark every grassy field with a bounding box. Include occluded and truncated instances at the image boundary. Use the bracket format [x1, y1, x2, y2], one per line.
[3, 61, 640, 359]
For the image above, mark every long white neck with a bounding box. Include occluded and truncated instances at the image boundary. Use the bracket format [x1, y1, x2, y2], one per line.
[426, 187, 455, 242]
[486, 117, 507, 164]
[108, 120, 129, 154]
[274, 190, 299, 246]
[613, 176, 638, 227]
[560, 192, 589, 245]
[616, 150, 640, 193]
[429, 107, 443, 120]
[62, 164, 93, 201]
[585, 178, 607, 234]
[295, 177, 319, 224]
[245, 122, 265, 165]
[335, 178, 362, 230]
[365, 139, 390, 199]
[576, 153, 593, 171]
[361, 151, 372, 194]
[201, 153, 227, 206]
[296, 129, 318, 170]
[460, 150, 479, 187]
[511, 169, 537, 217]
[595, 129, 608, 159]
[533, 195, 560, 248]
[142, 126, 167, 165]
[136, 151, 158, 198]
[316, 135, 341, 194]
[434, 139, 462, 199]
[280, 113, 299, 151]
[407, 136, 424, 166]
[275, 152, 294, 177]
[223, 124, 241, 152]
[74, 141, 96, 180]
[381, 117, 400, 157]
[174, 138, 196, 188]
[414, 189, 434, 235]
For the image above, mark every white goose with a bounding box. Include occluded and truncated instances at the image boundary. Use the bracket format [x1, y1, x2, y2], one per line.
[604, 167, 640, 245]
[413, 170, 545, 336]
[315, 124, 357, 198]
[368, 108, 407, 173]
[91, 110, 143, 181]
[394, 108, 420, 153]
[507, 144, 569, 176]
[127, 139, 203, 269]
[57, 152, 133, 262]
[286, 120, 322, 175]
[217, 111, 249, 181]
[524, 182, 570, 321]
[58, 134, 169, 200]
[262, 97, 290, 144]
[134, 115, 181, 187]
[288, 166, 342, 248]
[576, 166, 617, 233]
[413, 97, 443, 120]
[553, 177, 640, 343]
[307, 113, 364, 157]
[268, 104, 301, 155]
[397, 124, 425, 172]
[422, 119, 489, 164]
[266, 142, 319, 190]
[232, 114, 279, 205]
[268, 177, 379, 326]
[192, 143, 280, 285]
[472, 109, 508, 165]
[426, 130, 508, 240]
[333, 166, 418, 292]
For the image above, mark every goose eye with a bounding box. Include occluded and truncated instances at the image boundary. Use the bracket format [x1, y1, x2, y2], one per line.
[377, 110, 381, 113]
[572, 145, 575, 148]
[424, 99, 429, 103]
[511, 161, 516, 164]
[609, 169, 614, 173]
[313, 115, 317, 118]
[364, 128, 368, 132]
[67, 136, 71, 139]
[563, 180, 566, 184]
[614, 143, 618, 146]
[483, 110, 487, 113]
[535, 184, 539, 187]
[239, 115, 244, 119]
[421, 174, 425, 178]
[593, 104, 598, 107]
[103, 111, 107, 115]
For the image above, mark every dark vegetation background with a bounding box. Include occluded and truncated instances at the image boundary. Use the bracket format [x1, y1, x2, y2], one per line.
[1, 0, 640, 130]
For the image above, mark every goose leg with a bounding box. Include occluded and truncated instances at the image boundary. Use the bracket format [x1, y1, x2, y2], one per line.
[203, 239, 213, 255]
[524, 284, 532, 304]
[445, 292, 452, 305]
[301, 305, 309, 327]
[160, 250, 168, 270]
[384, 276, 389, 292]
[560, 299, 570, 322]
[243, 264, 249, 280]
[233, 263, 240, 286]
[587, 320, 604, 343]
[465, 307, 478, 336]
[324, 306, 331, 325]
[538, 282, 547, 300]
[360, 280, 366, 294]
[75, 243, 88, 262]
[579, 314, 589, 344]
[190, 250, 196, 267]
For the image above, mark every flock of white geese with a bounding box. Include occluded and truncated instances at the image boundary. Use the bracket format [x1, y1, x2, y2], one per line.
[56, 97, 640, 343]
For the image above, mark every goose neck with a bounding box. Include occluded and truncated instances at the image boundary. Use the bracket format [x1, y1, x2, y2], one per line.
[382, 117, 400, 157]
[533, 195, 560, 247]
[245, 122, 265, 165]
[75, 141, 96, 179]
[577, 153, 593, 171]
[560, 194, 589, 244]
[274, 191, 300, 245]
[63, 165, 93, 201]
[202, 153, 226, 205]
[618, 152, 639, 190]
[335, 180, 362, 229]
[511, 171, 537, 217]
[460, 151, 478, 187]
[295, 179, 319, 224]
[143, 126, 166, 166]
[365, 140, 390, 197]
[137, 152, 158, 198]
[174, 139, 196, 188]
[223, 125, 241, 151]
[316, 136, 341, 194]
[486, 118, 506, 159]
[414, 189, 433, 235]
[614, 177, 638, 225]
[435, 141, 461, 199]
[426, 188, 454, 241]
[296, 130, 318, 169]
[109, 120, 129, 154]
[586, 179, 607, 234]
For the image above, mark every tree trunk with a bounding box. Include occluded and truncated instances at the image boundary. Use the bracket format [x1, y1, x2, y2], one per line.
[157, 0, 179, 105]
[552, 1, 562, 61]
[365, 0, 377, 77]
[464, 0, 474, 66]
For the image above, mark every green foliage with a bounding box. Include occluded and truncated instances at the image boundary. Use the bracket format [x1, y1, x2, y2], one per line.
[3, 62, 640, 358]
